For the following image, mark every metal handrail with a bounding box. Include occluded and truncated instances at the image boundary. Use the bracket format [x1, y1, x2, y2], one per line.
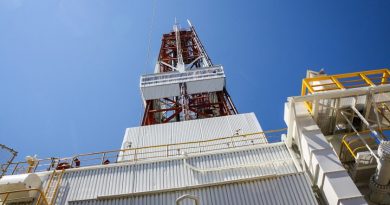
[340, 128, 390, 160]
[2, 128, 286, 175]
[0, 188, 49, 205]
[140, 66, 224, 86]
[301, 68, 390, 113]
[340, 109, 378, 161]
[343, 128, 390, 141]
[352, 145, 379, 156]
[0, 144, 17, 178]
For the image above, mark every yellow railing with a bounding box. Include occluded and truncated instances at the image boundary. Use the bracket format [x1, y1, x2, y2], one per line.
[0, 188, 49, 205]
[301, 68, 390, 113]
[339, 128, 389, 162]
[3, 128, 286, 175]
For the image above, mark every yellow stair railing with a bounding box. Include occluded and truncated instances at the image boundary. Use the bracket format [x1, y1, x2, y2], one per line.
[0, 168, 64, 205]
[339, 129, 389, 162]
[0, 188, 49, 205]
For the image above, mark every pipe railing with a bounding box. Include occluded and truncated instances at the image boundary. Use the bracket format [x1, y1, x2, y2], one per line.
[0, 144, 17, 178]
[339, 128, 390, 161]
[340, 111, 379, 160]
[301, 68, 390, 113]
[338, 97, 389, 162]
[0, 188, 49, 205]
[2, 129, 286, 175]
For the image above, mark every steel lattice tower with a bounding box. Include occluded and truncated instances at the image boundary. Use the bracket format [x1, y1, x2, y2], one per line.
[140, 21, 237, 126]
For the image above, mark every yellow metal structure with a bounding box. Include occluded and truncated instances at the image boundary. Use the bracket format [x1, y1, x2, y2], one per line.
[4, 128, 286, 175]
[0, 189, 49, 205]
[339, 129, 389, 162]
[0, 170, 64, 205]
[301, 68, 390, 113]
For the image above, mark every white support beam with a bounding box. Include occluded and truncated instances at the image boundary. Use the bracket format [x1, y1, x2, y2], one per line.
[285, 101, 367, 205]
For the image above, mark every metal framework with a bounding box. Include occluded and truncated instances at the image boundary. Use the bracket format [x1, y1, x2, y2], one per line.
[286, 72, 390, 204]
[339, 129, 388, 162]
[301, 68, 390, 113]
[0, 144, 17, 178]
[294, 69, 390, 178]
[0, 169, 64, 205]
[0, 189, 49, 205]
[141, 22, 237, 125]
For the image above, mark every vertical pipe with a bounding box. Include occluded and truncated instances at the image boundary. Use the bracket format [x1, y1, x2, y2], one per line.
[369, 141, 390, 204]
[376, 142, 390, 185]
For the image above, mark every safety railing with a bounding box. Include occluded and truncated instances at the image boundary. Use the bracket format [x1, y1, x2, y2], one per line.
[0, 144, 17, 178]
[140, 66, 224, 87]
[0, 188, 49, 205]
[301, 68, 390, 113]
[339, 129, 389, 162]
[7, 158, 62, 175]
[2, 128, 286, 175]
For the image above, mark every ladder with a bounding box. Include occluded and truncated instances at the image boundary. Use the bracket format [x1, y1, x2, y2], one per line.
[44, 169, 65, 205]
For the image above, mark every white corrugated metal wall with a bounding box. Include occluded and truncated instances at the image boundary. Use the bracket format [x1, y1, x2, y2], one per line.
[120, 113, 264, 150]
[53, 143, 297, 204]
[68, 172, 317, 205]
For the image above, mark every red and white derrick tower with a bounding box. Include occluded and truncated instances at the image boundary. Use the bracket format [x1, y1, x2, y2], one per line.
[140, 21, 238, 125]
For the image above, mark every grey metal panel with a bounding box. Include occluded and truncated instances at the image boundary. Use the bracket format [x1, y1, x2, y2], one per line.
[140, 66, 225, 100]
[141, 83, 180, 100]
[68, 173, 317, 205]
[186, 78, 225, 95]
[143, 72, 226, 100]
[119, 113, 266, 161]
[227, 113, 267, 147]
[121, 113, 264, 149]
[140, 66, 225, 87]
[53, 143, 296, 204]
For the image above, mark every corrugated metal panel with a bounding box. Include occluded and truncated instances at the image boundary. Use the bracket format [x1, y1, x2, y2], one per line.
[120, 113, 264, 149]
[53, 143, 296, 203]
[119, 113, 266, 161]
[68, 172, 317, 205]
[198, 115, 232, 140]
[227, 113, 266, 147]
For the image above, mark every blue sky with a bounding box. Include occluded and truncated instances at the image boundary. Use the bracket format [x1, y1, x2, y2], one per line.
[1, 0, 390, 161]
